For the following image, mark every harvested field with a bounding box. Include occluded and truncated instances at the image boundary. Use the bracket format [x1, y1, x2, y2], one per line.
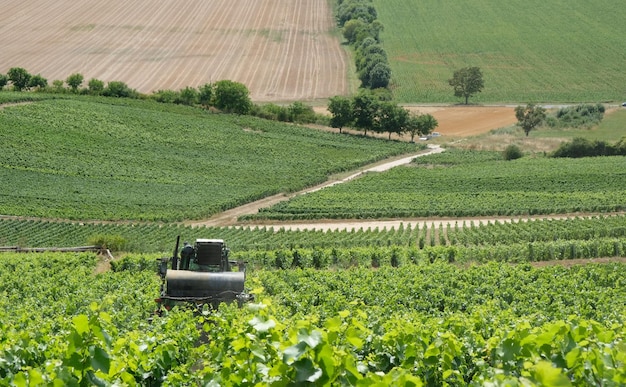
[0, 0, 349, 101]
[404, 105, 517, 137]
[314, 105, 519, 138]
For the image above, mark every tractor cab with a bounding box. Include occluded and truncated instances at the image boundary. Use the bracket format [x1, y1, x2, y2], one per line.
[180, 239, 230, 272]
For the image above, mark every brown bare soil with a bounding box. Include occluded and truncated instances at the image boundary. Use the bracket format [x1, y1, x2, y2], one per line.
[404, 105, 517, 137]
[314, 105, 518, 140]
[0, 0, 348, 102]
[528, 257, 626, 269]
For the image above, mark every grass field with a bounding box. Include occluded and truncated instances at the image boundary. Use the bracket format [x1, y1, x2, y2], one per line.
[374, 0, 626, 103]
[0, 96, 417, 221]
[533, 108, 626, 141]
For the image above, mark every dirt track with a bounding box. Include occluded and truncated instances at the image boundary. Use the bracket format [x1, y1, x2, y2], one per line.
[188, 143, 625, 232]
[188, 145, 445, 228]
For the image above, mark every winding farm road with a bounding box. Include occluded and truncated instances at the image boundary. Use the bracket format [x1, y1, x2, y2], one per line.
[188, 145, 445, 229]
[188, 143, 625, 232]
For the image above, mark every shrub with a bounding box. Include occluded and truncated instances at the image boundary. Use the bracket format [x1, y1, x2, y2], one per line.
[88, 78, 105, 95]
[152, 89, 180, 104]
[503, 144, 523, 160]
[88, 234, 128, 251]
[0, 74, 7, 90]
[553, 104, 605, 128]
[550, 137, 626, 158]
[288, 102, 316, 123]
[103, 81, 136, 98]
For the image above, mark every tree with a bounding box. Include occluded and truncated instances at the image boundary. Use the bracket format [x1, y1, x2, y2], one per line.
[356, 44, 387, 71]
[337, 1, 377, 27]
[103, 81, 134, 98]
[375, 102, 408, 139]
[66, 73, 84, 93]
[352, 92, 379, 136]
[367, 62, 391, 89]
[405, 113, 438, 142]
[88, 78, 105, 95]
[0, 74, 8, 90]
[328, 96, 353, 133]
[198, 83, 213, 106]
[417, 113, 438, 137]
[342, 19, 367, 45]
[515, 104, 546, 136]
[405, 115, 421, 142]
[213, 80, 252, 115]
[7, 67, 31, 91]
[448, 66, 484, 104]
[28, 74, 47, 90]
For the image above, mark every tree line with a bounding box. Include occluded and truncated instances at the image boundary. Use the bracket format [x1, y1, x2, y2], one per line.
[0, 67, 322, 124]
[0, 67, 257, 115]
[335, 0, 391, 90]
[2, 66, 440, 139]
[0, 67, 316, 122]
[327, 91, 438, 140]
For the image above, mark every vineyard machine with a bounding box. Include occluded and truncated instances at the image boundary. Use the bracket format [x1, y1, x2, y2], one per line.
[155, 236, 252, 314]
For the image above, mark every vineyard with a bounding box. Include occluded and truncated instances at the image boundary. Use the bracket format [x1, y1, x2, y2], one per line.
[2, 214, 626, 267]
[3, 0, 626, 384]
[375, 0, 626, 103]
[0, 252, 624, 385]
[248, 149, 626, 220]
[0, 97, 417, 221]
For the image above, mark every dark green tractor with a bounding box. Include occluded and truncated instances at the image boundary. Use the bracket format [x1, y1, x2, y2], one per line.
[155, 237, 252, 314]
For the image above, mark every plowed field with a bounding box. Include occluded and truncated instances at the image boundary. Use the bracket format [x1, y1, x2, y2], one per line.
[0, 0, 349, 101]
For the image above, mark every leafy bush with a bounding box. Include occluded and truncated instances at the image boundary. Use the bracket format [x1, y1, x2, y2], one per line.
[551, 136, 626, 158]
[103, 81, 137, 98]
[550, 103, 605, 128]
[502, 144, 523, 160]
[87, 234, 128, 251]
[151, 89, 180, 104]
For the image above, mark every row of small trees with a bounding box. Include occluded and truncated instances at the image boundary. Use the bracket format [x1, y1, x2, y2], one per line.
[327, 91, 438, 140]
[0, 67, 137, 98]
[336, 0, 391, 90]
[0, 67, 254, 115]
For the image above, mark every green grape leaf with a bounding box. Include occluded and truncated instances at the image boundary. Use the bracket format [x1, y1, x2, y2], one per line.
[73, 314, 90, 336]
[294, 358, 322, 383]
[90, 346, 111, 374]
[284, 341, 308, 363]
[249, 316, 276, 332]
[533, 361, 573, 387]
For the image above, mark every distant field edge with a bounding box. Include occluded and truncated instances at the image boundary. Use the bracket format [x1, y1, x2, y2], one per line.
[373, 0, 626, 104]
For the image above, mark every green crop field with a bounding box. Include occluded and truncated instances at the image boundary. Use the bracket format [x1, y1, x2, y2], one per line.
[0, 96, 418, 221]
[247, 149, 626, 220]
[1, 252, 624, 385]
[3, 215, 626, 265]
[373, 0, 626, 103]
